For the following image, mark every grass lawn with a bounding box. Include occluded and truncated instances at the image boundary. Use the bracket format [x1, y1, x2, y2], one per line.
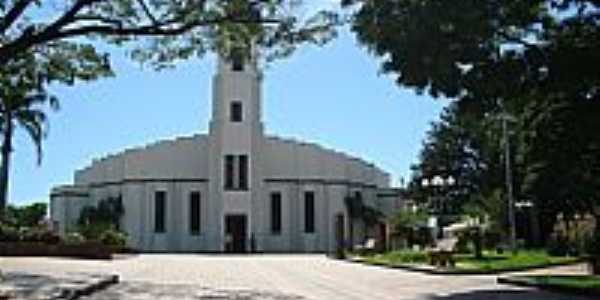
[359, 250, 581, 273]
[453, 250, 580, 272]
[500, 275, 600, 296]
[361, 250, 429, 265]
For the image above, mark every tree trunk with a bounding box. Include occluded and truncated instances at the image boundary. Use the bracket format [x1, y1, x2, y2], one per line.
[591, 213, 600, 275]
[349, 218, 354, 251]
[473, 227, 483, 259]
[0, 114, 13, 221]
[530, 205, 542, 247]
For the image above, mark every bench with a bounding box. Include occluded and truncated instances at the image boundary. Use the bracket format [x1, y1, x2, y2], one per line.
[355, 238, 377, 255]
[427, 238, 458, 268]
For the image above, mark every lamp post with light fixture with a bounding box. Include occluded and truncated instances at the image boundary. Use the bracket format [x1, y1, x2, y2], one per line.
[421, 175, 456, 240]
[497, 108, 518, 254]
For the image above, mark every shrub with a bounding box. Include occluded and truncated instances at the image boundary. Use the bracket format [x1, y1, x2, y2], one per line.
[586, 231, 600, 275]
[99, 230, 127, 249]
[78, 196, 123, 230]
[547, 233, 573, 256]
[455, 230, 471, 253]
[588, 233, 600, 256]
[483, 230, 502, 250]
[414, 227, 434, 248]
[0, 223, 20, 242]
[334, 247, 346, 259]
[64, 232, 86, 245]
[6, 203, 48, 228]
[78, 222, 113, 240]
[20, 227, 61, 244]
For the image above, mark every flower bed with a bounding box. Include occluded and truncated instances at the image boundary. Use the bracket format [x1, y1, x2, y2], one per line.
[0, 241, 113, 259]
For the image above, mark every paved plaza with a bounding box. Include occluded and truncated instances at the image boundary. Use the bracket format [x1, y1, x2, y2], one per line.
[0, 255, 592, 300]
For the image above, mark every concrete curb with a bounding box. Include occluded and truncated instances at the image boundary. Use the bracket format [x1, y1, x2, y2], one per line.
[339, 257, 586, 276]
[497, 276, 600, 298]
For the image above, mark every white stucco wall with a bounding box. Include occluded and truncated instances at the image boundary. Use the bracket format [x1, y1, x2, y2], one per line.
[50, 48, 403, 253]
[74, 135, 210, 185]
[262, 136, 390, 187]
[51, 133, 398, 253]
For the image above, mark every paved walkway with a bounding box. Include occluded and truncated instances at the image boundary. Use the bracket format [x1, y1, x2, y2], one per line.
[0, 271, 116, 300]
[0, 255, 592, 300]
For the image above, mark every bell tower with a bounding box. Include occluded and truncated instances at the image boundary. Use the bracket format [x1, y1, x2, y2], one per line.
[210, 45, 263, 136]
[208, 44, 264, 252]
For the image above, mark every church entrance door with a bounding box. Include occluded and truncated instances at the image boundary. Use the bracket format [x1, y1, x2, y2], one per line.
[335, 214, 345, 251]
[225, 215, 247, 253]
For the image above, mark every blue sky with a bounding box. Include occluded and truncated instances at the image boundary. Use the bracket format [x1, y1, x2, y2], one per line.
[9, 27, 447, 206]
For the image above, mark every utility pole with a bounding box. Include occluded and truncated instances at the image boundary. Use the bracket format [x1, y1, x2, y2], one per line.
[502, 112, 517, 254]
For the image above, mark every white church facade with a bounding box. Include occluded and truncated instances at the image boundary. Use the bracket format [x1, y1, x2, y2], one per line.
[50, 48, 404, 253]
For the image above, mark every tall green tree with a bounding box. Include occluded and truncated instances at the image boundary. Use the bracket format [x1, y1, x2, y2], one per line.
[346, 0, 599, 104]
[521, 97, 600, 244]
[5, 202, 47, 228]
[347, 0, 600, 248]
[408, 102, 507, 218]
[0, 92, 57, 214]
[0, 44, 112, 215]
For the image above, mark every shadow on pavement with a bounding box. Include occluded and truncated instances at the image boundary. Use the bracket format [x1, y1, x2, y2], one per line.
[83, 281, 306, 299]
[1, 273, 65, 299]
[424, 289, 592, 300]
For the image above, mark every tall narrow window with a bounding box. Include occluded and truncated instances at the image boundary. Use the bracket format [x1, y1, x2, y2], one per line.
[304, 191, 315, 233]
[154, 191, 166, 233]
[270, 192, 282, 234]
[189, 191, 201, 235]
[230, 48, 245, 71]
[354, 191, 362, 201]
[238, 155, 248, 190]
[224, 155, 235, 190]
[230, 101, 243, 122]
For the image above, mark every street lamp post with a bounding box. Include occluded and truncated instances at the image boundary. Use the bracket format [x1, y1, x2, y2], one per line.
[499, 111, 517, 254]
[421, 175, 456, 240]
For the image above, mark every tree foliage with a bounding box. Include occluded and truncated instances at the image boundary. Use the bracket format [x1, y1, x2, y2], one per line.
[520, 97, 600, 238]
[0, 0, 342, 69]
[78, 195, 124, 228]
[390, 208, 428, 232]
[0, 45, 112, 213]
[407, 102, 509, 218]
[347, 0, 599, 103]
[5, 202, 47, 228]
[348, 0, 600, 247]
[0, 1, 342, 213]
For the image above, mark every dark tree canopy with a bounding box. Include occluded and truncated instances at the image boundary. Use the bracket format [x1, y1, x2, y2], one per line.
[349, 0, 600, 246]
[347, 0, 600, 104]
[5, 202, 47, 228]
[407, 102, 509, 218]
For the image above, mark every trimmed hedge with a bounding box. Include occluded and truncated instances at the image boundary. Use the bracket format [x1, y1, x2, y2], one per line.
[0, 241, 113, 259]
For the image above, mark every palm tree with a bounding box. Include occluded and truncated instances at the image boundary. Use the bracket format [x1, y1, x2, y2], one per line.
[0, 56, 58, 217]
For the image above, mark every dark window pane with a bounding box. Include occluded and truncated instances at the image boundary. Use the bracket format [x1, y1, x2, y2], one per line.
[155, 191, 166, 233]
[230, 102, 243, 122]
[271, 192, 282, 234]
[224, 155, 235, 190]
[230, 48, 245, 71]
[238, 155, 248, 190]
[304, 191, 315, 233]
[354, 191, 362, 201]
[189, 192, 201, 234]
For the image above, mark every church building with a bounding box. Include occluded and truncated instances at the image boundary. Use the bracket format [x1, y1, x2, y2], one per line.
[50, 47, 403, 253]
